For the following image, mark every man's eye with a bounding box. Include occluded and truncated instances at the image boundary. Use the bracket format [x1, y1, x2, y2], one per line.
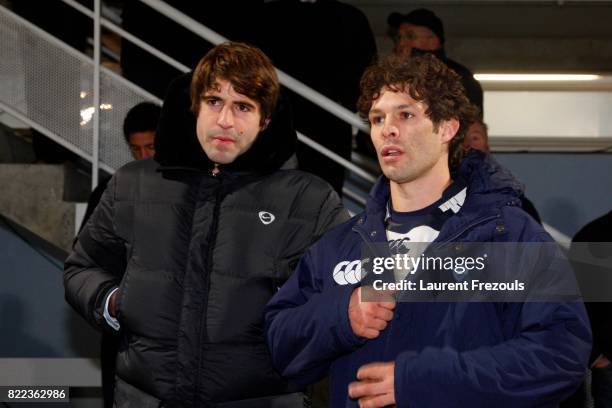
[205, 98, 220, 106]
[370, 116, 384, 125]
[399, 112, 414, 120]
[236, 103, 251, 112]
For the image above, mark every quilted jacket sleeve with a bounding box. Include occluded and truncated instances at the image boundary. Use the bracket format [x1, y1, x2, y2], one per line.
[64, 175, 127, 331]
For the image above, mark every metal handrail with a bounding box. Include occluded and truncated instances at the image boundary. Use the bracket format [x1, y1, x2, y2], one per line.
[0, 102, 115, 175]
[297, 132, 376, 183]
[61, 0, 190, 73]
[0, 4, 160, 175]
[92, 0, 101, 189]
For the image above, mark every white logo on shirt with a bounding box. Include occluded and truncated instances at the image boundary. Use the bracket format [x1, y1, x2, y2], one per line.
[386, 225, 440, 247]
[258, 211, 275, 225]
[387, 225, 439, 281]
[438, 187, 467, 214]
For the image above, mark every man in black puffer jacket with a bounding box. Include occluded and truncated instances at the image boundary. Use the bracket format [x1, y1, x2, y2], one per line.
[64, 42, 348, 407]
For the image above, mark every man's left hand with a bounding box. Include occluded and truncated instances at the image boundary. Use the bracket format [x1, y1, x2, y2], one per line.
[348, 361, 396, 408]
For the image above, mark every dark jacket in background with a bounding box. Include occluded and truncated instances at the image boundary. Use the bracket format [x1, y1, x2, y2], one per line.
[65, 74, 348, 407]
[572, 210, 612, 363]
[257, 0, 377, 195]
[412, 47, 484, 116]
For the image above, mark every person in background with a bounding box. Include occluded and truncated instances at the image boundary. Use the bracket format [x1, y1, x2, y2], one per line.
[463, 120, 490, 153]
[564, 211, 612, 408]
[79, 102, 161, 230]
[387, 8, 483, 116]
[121, 102, 160, 161]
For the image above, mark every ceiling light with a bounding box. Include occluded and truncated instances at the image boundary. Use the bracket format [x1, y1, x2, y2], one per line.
[474, 74, 600, 82]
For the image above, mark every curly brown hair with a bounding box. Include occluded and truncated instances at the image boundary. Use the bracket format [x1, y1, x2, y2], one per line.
[357, 53, 480, 169]
[190, 42, 279, 125]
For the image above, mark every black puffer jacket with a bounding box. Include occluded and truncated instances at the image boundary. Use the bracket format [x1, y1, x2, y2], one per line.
[64, 74, 348, 407]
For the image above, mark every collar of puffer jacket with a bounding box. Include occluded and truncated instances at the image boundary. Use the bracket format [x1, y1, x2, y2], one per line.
[365, 150, 524, 216]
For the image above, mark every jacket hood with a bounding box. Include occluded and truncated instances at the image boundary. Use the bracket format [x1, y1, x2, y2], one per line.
[366, 151, 524, 215]
[154, 73, 297, 174]
[455, 150, 524, 200]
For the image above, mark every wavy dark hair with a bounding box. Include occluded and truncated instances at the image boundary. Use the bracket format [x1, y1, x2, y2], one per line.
[191, 42, 279, 125]
[357, 53, 480, 169]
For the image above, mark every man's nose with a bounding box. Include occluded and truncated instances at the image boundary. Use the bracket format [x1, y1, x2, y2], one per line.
[397, 41, 413, 57]
[141, 148, 155, 159]
[382, 117, 399, 139]
[133, 148, 145, 160]
[217, 105, 234, 128]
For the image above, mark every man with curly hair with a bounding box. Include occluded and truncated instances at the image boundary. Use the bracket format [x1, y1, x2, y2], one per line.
[265, 54, 590, 407]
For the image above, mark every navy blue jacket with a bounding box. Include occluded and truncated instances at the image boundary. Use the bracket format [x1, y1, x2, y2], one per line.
[265, 153, 591, 408]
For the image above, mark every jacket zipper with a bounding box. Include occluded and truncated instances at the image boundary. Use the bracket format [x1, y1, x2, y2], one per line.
[193, 180, 223, 407]
[352, 223, 398, 359]
[353, 225, 383, 256]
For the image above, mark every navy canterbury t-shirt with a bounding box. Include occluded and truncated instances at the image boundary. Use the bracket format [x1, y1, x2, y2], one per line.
[385, 179, 467, 280]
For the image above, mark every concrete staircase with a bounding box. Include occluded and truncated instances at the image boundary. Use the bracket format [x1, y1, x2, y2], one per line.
[0, 163, 81, 252]
[0, 154, 95, 253]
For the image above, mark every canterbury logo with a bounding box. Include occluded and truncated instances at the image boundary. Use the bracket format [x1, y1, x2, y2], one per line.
[332, 260, 363, 285]
[258, 211, 275, 225]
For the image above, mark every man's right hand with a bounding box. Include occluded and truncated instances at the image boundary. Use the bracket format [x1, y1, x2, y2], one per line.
[348, 287, 395, 339]
[108, 290, 118, 318]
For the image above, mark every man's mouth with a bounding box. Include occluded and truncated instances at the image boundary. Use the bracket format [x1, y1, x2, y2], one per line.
[212, 135, 236, 144]
[381, 146, 403, 158]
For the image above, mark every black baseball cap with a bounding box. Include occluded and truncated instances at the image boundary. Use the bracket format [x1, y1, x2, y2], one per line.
[387, 8, 445, 44]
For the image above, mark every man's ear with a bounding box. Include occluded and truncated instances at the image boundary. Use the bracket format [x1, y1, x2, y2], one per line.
[440, 118, 460, 144]
[261, 118, 271, 131]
